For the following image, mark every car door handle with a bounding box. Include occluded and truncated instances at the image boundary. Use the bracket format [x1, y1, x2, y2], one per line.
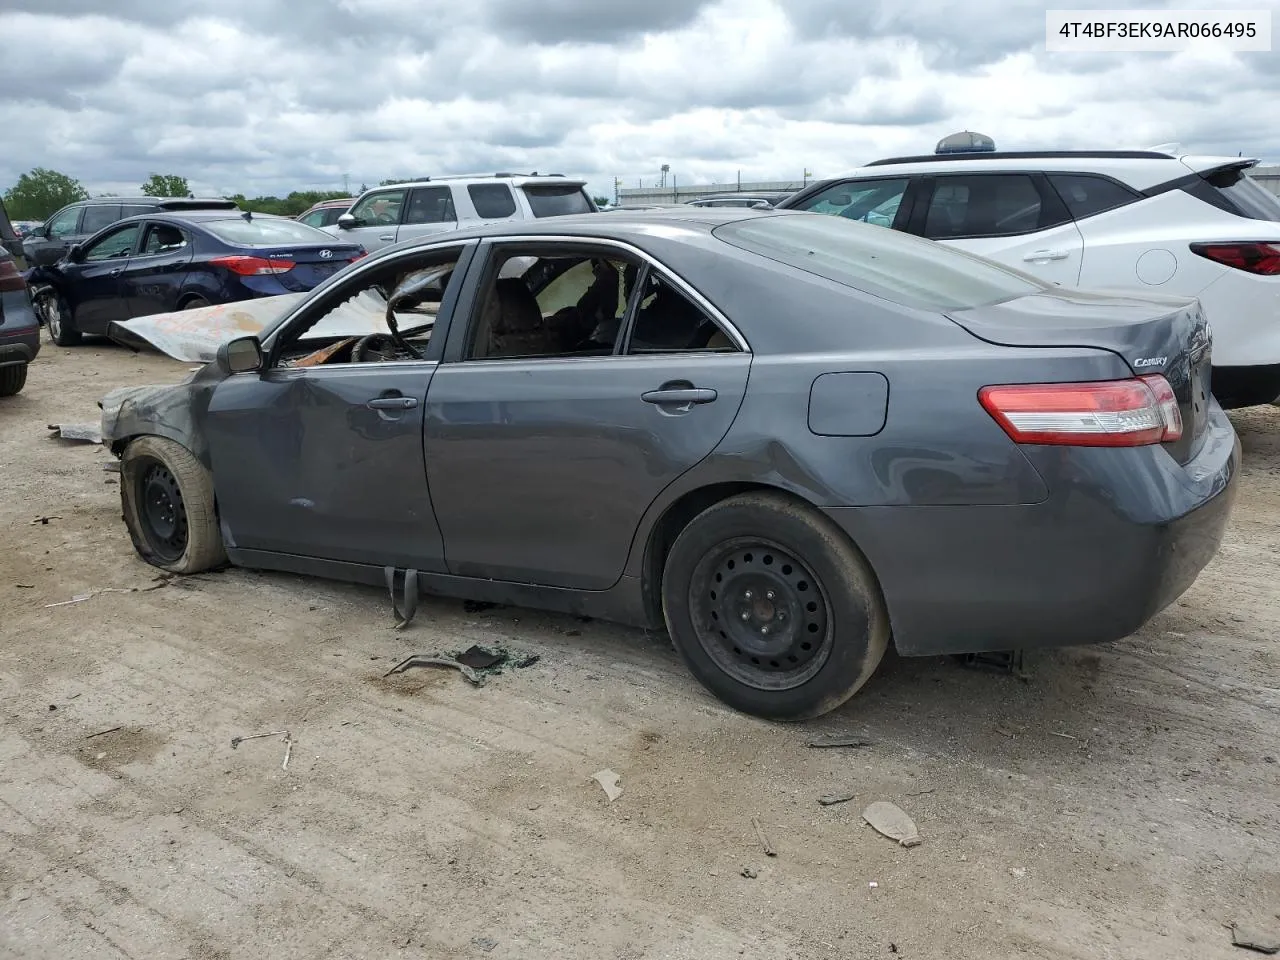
[1023, 249, 1069, 261]
[109, 267, 124, 277]
[379, 234, 395, 241]
[367, 396, 418, 410]
[642, 387, 718, 405]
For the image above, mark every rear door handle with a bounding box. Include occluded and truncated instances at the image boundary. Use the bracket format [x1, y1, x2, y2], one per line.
[379, 234, 396, 242]
[1023, 249, 1069, 262]
[642, 387, 718, 405]
[367, 396, 418, 410]
[109, 267, 124, 277]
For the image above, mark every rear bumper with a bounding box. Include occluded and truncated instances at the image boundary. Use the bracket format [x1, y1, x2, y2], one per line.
[823, 406, 1240, 656]
[0, 289, 40, 365]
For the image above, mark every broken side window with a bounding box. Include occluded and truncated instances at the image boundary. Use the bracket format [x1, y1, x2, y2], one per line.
[625, 271, 737, 353]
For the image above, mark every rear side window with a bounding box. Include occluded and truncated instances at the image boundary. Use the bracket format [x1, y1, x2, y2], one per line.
[120, 204, 154, 218]
[715, 214, 1046, 312]
[203, 218, 336, 246]
[1192, 166, 1280, 222]
[467, 184, 515, 219]
[790, 178, 909, 227]
[406, 186, 457, 224]
[1047, 174, 1141, 220]
[80, 204, 122, 235]
[922, 174, 1056, 239]
[523, 184, 593, 217]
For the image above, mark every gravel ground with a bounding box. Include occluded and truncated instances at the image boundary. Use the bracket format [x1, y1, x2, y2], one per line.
[2, 340, 1278, 960]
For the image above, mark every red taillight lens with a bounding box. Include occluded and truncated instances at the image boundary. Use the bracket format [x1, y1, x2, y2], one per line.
[979, 375, 1181, 447]
[350, 250, 367, 262]
[210, 255, 295, 276]
[1190, 242, 1280, 275]
[0, 258, 26, 292]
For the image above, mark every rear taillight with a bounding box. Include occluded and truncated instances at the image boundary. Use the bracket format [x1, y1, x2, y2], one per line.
[210, 255, 295, 276]
[1190, 242, 1280, 276]
[349, 251, 367, 262]
[0, 258, 26, 293]
[979, 375, 1182, 447]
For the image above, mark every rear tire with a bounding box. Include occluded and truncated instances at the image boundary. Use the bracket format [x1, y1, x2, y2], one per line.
[181, 296, 211, 310]
[661, 491, 890, 721]
[45, 294, 81, 346]
[0, 364, 27, 396]
[120, 436, 226, 574]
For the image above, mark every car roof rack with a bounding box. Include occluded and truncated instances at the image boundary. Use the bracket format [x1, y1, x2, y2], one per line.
[865, 149, 1177, 166]
[401, 172, 568, 182]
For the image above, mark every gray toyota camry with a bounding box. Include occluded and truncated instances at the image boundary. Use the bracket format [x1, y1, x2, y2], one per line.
[100, 208, 1239, 720]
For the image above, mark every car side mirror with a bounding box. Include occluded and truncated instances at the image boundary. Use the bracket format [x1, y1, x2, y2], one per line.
[216, 335, 263, 375]
[67, 244, 85, 263]
[336, 213, 359, 230]
[751, 201, 771, 209]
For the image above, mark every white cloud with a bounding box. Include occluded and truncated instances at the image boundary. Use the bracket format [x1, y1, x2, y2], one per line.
[1, 0, 1276, 204]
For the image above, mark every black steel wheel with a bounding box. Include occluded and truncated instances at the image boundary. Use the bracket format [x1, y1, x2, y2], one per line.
[120, 436, 226, 574]
[136, 458, 189, 562]
[690, 538, 832, 691]
[662, 491, 890, 721]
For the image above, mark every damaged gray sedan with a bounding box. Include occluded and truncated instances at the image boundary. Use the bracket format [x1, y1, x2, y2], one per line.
[102, 209, 1238, 720]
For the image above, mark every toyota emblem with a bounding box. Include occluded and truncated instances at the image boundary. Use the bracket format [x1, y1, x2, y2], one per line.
[319, 249, 333, 259]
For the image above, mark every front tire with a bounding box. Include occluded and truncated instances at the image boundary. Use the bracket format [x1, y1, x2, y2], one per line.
[120, 436, 226, 574]
[45, 294, 82, 346]
[0, 364, 27, 396]
[661, 492, 890, 721]
[181, 296, 211, 310]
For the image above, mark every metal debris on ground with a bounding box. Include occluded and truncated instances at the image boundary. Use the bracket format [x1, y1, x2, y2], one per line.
[807, 736, 873, 749]
[752, 817, 776, 856]
[592, 768, 623, 802]
[44, 580, 170, 608]
[31, 515, 61, 525]
[819, 792, 856, 806]
[863, 801, 923, 848]
[383, 654, 485, 686]
[1230, 922, 1280, 954]
[85, 726, 122, 739]
[514, 654, 541, 669]
[230, 730, 294, 772]
[47, 422, 103, 444]
[455, 645, 506, 670]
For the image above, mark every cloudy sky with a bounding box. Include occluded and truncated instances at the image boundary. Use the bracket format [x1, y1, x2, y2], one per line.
[2, 0, 1277, 202]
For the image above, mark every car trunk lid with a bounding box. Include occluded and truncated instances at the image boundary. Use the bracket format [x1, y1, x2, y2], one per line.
[249, 243, 364, 292]
[947, 288, 1212, 464]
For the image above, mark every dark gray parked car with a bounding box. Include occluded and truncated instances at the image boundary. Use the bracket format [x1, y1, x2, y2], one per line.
[23, 196, 239, 268]
[99, 208, 1239, 719]
[0, 211, 39, 397]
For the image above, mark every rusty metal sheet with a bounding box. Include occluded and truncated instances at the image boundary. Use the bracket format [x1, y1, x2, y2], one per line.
[106, 291, 393, 363]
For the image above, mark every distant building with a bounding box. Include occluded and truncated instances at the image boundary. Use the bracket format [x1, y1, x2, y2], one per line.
[618, 179, 805, 205]
[1253, 165, 1280, 197]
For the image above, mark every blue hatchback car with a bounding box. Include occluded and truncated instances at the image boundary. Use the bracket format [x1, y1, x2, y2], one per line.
[33, 211, 365, 346]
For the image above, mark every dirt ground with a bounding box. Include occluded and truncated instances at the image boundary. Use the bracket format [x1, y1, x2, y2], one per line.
[2, 340, 1278, 960]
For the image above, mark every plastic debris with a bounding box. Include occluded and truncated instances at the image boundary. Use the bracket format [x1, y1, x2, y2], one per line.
[48, 422, 103, 444]
[456, 645, 506, 670]
[807, 736, 873, 749]
[819, 792, 856, 806]
[383, 655, 484, 687]
[592, 768, 622, 802]
[1231, 922, 1280, 954]
[862, 801, 922, 847]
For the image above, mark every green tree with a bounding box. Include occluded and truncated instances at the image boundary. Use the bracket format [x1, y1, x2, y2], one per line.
[592, 195, 609, 207]
[3, 167, 89, 220]
[141, 173, 191, 198]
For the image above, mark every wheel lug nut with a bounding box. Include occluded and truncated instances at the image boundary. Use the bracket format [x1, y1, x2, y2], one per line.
[744, 590, 753, 600]
[761, 625, 770, 635]
[766, 590, 775, 601]
[740, 611, 750, 621]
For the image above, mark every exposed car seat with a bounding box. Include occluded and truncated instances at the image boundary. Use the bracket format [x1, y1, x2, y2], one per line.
[479, 278, 550, 357]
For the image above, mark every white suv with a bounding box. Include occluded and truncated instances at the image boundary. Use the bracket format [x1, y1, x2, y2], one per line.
[324, 173, 597, 255]
[779, 150, 1280, 407]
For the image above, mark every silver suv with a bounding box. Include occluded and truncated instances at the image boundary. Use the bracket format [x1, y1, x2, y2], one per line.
[324, 173, 597, 253]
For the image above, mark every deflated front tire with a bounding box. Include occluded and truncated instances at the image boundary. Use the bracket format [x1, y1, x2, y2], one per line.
[120, 436, 226, 574]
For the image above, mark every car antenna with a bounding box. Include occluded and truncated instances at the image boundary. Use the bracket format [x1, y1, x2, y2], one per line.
[241, 209, 253, 221]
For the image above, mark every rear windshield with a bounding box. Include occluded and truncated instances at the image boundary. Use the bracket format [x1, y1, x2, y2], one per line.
[203, 217, 336, 246]
[714, 213, 1047, 312]
[1200, 166, 1280, 222]
[522, 184, 593, 218]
